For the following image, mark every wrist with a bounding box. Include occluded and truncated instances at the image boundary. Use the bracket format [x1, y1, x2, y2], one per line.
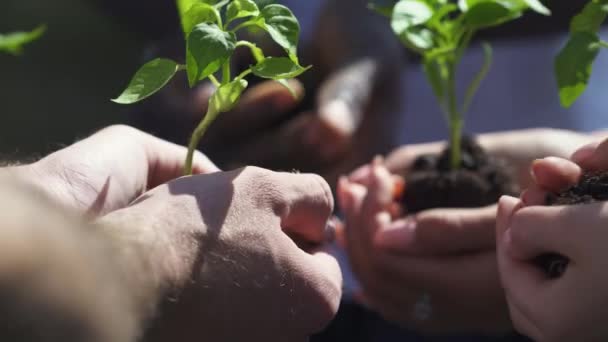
[96, 205, 200, 321]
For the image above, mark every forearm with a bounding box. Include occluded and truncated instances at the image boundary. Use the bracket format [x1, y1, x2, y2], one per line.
[0, 178, 140, 341]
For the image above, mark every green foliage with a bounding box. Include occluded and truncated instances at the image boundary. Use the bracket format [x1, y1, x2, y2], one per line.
[374, 0, 549, 169]
[113, 59, 182, 104]
[0, 25, 46, 55]
[555, 0, 608, 108]
[114, 0, 308, 174]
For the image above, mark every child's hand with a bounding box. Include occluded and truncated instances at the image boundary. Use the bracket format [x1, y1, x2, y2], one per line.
[497, 137, 608, 341]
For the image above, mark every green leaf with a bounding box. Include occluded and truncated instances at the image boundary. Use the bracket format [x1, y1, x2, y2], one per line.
[181, 3, 218, 36]
[0, 25, 46, 55]
[462, 42, 492, 114]
[112, 58, 181, 104]
[463, 1, 522, 29]
[177, 0, 197, 17]
[555, 31, 601, 108]
[275, 79, 298, 99]
[522, 0, 550, 15]
[399, 27, 435, 52]
[257, 4, 300, 61]
[210, 79, 249, 113]
[186, 23, 237, 86]
[227, 0, 260, 23]
[391, 0, 434, 35]
[423, 58, 445, 102]
[252, 57, 311, 79]
[254, 0, 276, 8]
[570, 1, 608, 33]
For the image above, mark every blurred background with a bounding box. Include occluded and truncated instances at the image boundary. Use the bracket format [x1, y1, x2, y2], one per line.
[1, 0, 607, 159]
[0, 0, 144, 160]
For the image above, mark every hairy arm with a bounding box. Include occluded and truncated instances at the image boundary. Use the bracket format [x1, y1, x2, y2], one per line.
[0, 175, 174, 342]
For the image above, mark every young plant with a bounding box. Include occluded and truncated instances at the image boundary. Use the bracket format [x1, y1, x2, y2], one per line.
[113, 0, 309, 175]
[371, 0, 550, 169]
[0, 25, 46, 55]
[555, 0, 608, 108]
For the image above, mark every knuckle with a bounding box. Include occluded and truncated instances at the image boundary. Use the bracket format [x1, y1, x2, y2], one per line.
[99, 124, 140, 138]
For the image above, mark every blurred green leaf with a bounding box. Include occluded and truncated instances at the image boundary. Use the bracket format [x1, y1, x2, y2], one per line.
[252, 57, 311, 79]
[555, 31, 601, 107]
[0, 25, 46, 55]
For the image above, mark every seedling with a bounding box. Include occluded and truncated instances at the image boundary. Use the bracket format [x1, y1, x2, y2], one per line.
[555, 0, 608, 108]
[0, 25, 46, 55]
[371, 0, 550, 169]
[113, 0, 309, 175]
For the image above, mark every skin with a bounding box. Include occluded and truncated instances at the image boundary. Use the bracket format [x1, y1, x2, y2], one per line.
[497, 137, 608, 342]
[337, 128, 597, 334]
[0, 126, 342, 341]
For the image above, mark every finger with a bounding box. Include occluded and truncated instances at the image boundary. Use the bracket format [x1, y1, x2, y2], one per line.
[572, 138, 608, 171]
[337, 176, 367, 220]
[375, 205, 497, 255]
[143, 133, 220, 189]
[520, 185, 549, 207]
[530, 157, 581, 193]
[505, 205, 581, 261]
[570, 141, 600, 166]
[316, 60, 378, 138]
[359, 159, 394, 233]
[273, 171, 334, 244]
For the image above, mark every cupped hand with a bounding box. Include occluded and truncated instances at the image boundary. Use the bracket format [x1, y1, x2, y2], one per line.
[498, 137, 608, 341]
[101, 167, 342, 342]
[12, 125, 218, 218]
[338, 128, 596, 334]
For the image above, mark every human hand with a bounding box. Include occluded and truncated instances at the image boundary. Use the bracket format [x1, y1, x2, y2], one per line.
[7, 125, 218, 218]
[101, 167, 342, 342]
[498, 138, 608, 341]
[338, 129, 595, 333]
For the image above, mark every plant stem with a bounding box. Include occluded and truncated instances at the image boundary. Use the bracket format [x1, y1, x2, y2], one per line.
[184, 104, 220, 175]
[446, 61, 462, 170]
[222, 62, 231, 85]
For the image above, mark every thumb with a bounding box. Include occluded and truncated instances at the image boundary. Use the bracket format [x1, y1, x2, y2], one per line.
[317, 59, 378, 138]
[496, 196, 524, 247]
[375, 205, 498, 255]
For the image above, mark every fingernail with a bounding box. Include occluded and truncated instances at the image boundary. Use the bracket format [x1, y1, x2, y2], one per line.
[530, 159, 541, 183]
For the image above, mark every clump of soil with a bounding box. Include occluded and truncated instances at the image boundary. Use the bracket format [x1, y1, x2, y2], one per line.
[401, 136, 518, 214]
[546, 171, 608, 205]
[538, 171, 608, 278]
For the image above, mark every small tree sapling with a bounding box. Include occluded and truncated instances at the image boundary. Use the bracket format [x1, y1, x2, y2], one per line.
[0, 25, 46, 55]
[371, 0, 550, 170]
[113, 0, 309, 175]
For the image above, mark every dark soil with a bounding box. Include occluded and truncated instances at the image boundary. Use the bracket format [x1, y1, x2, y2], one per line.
[538, 171, 608, 279]
[546, 171, 608, 205]
[401, 136, 518, 214]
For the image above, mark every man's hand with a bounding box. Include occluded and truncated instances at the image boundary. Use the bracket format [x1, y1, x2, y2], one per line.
[100, 167, 342, 342]
[8, 125, 218, 218]
[338, 128, 595, 334]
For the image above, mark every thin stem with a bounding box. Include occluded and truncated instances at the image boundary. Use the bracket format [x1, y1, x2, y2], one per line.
[236, 40, 265, 62]
[446, 61, 462, 170]
[208, 74, 221, 88]
[232, 21, 257, 33]
[598, 40, 608, 49]
[236, 68, 253, 81]
[184, 104, 220, 175]
[222, 61, 231, 85]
